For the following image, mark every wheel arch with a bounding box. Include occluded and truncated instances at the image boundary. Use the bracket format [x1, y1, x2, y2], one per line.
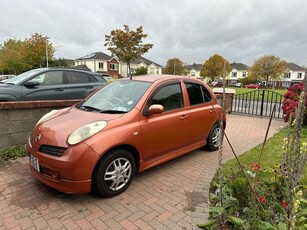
[92, 144, 140, 177]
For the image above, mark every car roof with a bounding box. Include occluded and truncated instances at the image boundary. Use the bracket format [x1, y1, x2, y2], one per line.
[31, 67, 96, 74]
[125, 74, 195, 83]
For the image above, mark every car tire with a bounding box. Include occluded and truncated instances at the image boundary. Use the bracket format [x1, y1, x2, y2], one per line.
[205, 123, 221, 151]
[92, 149, 136, 197]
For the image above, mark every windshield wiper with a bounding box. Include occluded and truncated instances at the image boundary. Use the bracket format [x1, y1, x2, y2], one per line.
[78, 105, 103, 112]
[99, 110, 127, 114]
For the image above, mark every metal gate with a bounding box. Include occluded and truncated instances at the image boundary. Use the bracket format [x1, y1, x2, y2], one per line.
[231, 90, 284, 118]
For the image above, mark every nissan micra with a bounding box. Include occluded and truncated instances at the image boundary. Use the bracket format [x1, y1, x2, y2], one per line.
[27, 75, 226, 197]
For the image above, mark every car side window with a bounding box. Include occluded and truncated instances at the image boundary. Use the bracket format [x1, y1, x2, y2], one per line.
[147, 83, 184, 112]
[185, 83, 212, 105]
[37, 71, 63, 85]
[67, 72, 95, 84]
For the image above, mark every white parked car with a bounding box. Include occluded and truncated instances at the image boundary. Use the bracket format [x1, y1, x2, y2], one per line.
[0, 74, 16, 83]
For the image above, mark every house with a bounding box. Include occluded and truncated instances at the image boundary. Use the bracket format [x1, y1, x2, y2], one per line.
[227, 62, 249, 85]
[75, 52, 121, 78]
[185, 63, 202, 78]
[120, 56, 162, 77]
[75, 52, 162, 78]
[271, 62, 306, 88]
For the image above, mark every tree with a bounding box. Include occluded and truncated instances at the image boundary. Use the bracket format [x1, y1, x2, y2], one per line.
[163, 58, 187, 75]
[104, 25, 153, 77]
[240, 75, 258, 86]
[248, 55, 287, 87]
[25, 33, 55, 68]
[48, 58, 69, 67]
[134, 66, 148, 75]
[200, 54, 231, 82]
[0, 39, 29, 74]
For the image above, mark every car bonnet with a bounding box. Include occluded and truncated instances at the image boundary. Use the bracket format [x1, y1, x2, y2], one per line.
[33, 106, 124, 147]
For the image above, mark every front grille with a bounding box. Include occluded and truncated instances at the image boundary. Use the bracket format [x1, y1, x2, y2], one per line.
[39, 145, 67, 157]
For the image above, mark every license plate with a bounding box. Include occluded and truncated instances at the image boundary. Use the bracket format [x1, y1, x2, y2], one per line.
[30, 154, 40, 172]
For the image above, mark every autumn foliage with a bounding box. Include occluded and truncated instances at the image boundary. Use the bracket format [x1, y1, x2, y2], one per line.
[282, 81, 307, 123]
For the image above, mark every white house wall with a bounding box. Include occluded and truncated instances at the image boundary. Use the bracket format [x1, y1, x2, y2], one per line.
[75, 60, 108, 72]
[120, 62, 162, 77]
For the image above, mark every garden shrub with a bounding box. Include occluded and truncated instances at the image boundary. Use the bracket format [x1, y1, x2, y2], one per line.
[282, 81, 307, 123]
[229, 176, 250, 209]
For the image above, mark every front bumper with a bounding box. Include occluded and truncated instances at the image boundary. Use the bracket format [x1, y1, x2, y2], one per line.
[27, 139, 100, 194]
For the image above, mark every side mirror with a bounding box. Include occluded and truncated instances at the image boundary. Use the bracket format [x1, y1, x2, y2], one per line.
[24, 81, 40, 87]
[147, 104, 164, 116]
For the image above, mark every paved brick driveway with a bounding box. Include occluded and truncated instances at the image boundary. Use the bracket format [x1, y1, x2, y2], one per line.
[0, 114, 285, 230]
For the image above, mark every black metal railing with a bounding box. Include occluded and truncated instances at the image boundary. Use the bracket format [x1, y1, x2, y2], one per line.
[232, 90, 284, 118]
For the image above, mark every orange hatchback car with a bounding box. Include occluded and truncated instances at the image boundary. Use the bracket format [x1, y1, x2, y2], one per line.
[27, 75, 226, 197]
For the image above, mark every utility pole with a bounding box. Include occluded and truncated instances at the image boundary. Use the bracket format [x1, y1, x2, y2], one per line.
[46, 41, 49, 68]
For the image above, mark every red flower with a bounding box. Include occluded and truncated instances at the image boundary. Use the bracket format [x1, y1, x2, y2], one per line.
[259, 196, 267, 205]
[281, 200, 288, 209]
[282, 81, 307, 123]
[249, 162, 260, 171]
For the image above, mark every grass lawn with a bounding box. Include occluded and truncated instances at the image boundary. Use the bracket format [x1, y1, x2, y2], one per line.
[212, 87, 287, 102]
[221, 125, 307, 184]
[229, 87, 287, 96]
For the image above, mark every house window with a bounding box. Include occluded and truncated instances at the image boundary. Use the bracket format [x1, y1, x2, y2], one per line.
[98, 62, 104, 69]
[284, 73, 291, 78]
[231, 72, 237, 78]
[149, 67, 155, 74]
[297, 73, 303, 78]
[191, 71, 195, 77]
[109, 63, 118, 70]
[242, 72, 247, 77]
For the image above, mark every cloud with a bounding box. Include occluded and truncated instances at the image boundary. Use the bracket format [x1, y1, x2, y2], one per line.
[0, 0, 307, 66]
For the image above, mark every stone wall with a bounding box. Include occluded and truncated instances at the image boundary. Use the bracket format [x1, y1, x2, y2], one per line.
[0, 90, 235, 149]
[0, 100, 80, 149]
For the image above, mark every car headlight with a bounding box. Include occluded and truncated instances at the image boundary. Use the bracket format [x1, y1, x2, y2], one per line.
[36, 110, 58, 125]
[68, 121, 107, 145]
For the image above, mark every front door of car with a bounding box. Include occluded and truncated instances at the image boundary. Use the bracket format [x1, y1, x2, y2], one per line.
[140, 82, 190, 162]
[20, 70, 66, 100]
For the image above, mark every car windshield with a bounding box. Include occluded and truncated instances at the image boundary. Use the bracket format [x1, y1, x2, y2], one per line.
[5, 69, 46, 85]
[76, 80, 152, 113]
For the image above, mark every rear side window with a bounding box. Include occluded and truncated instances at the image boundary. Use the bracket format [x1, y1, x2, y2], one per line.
[148, 83, 184, 112]
[67, 71, 96, 84]
[185, 83, 212, 105]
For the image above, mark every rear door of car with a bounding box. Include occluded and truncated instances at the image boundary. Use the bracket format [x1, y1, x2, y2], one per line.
[65, 71, 107, 99]
[20, 70, 66, 100]
[184, 81, 217, 144]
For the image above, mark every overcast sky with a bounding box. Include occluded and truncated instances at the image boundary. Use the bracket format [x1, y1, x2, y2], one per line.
[1, 0, 307, 67]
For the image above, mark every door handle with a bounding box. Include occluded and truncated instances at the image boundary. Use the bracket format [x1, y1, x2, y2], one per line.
[54, 88, 64, 91]
[180, 115, 188, 120]
[86, 86, 94, 89]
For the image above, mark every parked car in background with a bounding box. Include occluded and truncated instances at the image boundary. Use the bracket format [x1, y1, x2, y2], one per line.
[101, 75, 113, 82]
[245, 83, 260, 89]
[0, 68, 108, 101]
[209, 81, 223, 87]
[235, 82, 242, 87]
[27, 75, 226, 197]
[0, 74, 16, 83]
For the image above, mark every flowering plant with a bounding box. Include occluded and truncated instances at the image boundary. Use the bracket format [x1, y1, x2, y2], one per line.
[282, 82, 307, 123]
